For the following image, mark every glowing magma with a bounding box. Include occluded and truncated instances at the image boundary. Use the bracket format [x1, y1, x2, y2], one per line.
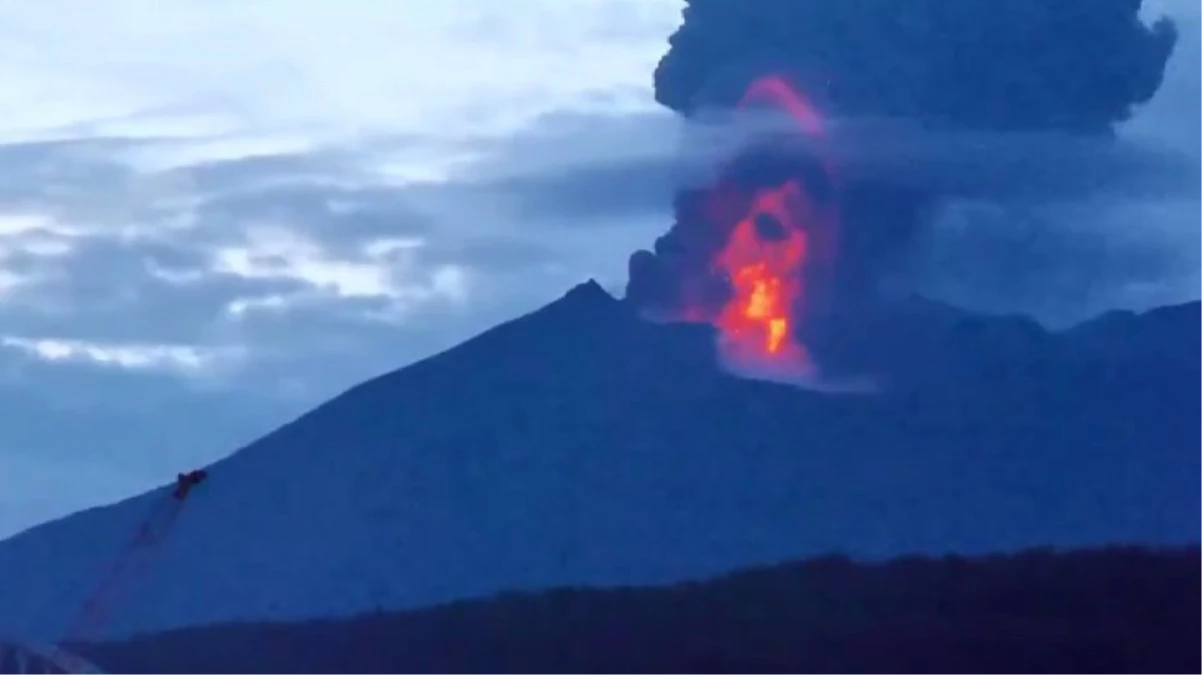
[706, 75, 831, 370]
[713, 182, 810, 363]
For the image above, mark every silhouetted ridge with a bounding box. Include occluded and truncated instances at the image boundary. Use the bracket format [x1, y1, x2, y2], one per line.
[1064, 300, 1200, 368]
[0, 280, 1196, 640]
[80, 545, 1202, 674]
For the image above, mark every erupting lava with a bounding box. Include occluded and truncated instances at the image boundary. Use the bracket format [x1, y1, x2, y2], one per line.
[705, 75, 834, 373]
[713, 181, 810, 363]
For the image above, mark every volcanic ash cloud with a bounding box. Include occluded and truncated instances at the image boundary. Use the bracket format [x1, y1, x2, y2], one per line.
[625, 0, 1180, 383]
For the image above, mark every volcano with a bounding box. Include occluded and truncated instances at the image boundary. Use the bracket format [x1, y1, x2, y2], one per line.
[0, 282, 1197, 641]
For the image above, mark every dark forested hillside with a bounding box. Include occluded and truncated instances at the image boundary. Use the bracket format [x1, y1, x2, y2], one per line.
[81, 545, 1201, 674]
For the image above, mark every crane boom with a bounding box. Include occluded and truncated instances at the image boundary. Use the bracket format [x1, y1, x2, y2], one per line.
[62, 470, 208, 644]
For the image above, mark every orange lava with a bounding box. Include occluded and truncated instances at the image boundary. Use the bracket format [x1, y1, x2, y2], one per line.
[713, 181, 810, 363]
[706, 74, 830, 370]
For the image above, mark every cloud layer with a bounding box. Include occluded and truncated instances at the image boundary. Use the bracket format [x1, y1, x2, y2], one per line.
[0, 0, 684, 538]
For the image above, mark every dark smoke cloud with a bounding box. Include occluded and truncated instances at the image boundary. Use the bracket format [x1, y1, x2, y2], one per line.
[654, 0, 1176, 127]
[627, 0, 1181, 378]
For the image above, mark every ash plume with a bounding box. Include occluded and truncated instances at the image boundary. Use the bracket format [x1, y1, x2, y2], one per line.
[654, 0, 1176, 127]
[626, 0, 1181, 379]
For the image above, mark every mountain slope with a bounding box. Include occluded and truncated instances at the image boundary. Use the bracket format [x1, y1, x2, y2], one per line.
[0, 281, 1197, 641]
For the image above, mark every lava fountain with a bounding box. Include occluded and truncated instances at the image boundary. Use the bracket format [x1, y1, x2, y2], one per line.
[698, 75, 838, 378]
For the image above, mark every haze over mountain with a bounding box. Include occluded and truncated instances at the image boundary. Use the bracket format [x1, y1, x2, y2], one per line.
[0, 281, 1196, 641]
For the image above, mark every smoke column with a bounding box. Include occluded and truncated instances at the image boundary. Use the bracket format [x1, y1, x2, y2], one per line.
[626, 0, 1178, 381]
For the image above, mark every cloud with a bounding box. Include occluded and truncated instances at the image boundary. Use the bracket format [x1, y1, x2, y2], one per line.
[0, 336, 237, 374]
[653, 0, 1177, 127]
[0, 0, 681, 141]
[0, 0, 678, 424]
[0, 138, 512, 375]
[0, 0, 688, 538]
[434, 107, 1202, 224]
[416, 109, 683, 226]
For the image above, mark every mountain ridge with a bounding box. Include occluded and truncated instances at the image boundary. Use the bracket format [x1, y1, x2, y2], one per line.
[0, 281, 1197, 641]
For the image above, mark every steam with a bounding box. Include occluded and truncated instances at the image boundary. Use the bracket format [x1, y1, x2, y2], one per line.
[626, 0, 1186, 380]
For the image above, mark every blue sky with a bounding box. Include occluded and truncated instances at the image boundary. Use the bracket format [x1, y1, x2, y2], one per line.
[0, 0, 1197, 539]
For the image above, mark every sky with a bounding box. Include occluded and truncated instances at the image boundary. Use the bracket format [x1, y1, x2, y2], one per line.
[0, 0, 1197, 540]
[0, 0, 685, 538]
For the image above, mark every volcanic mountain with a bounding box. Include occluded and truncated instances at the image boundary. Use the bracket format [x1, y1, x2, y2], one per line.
[0, 281, 1197, 641]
